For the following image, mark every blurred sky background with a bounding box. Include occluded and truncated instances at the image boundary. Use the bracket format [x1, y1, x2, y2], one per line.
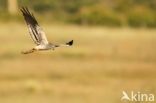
[0, 0, 156, 103]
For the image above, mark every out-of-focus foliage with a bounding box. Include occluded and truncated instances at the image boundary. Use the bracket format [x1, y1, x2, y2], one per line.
[0, 0, 156, 27]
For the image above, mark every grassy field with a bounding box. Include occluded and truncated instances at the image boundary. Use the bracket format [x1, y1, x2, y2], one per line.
[0, 22, 156, 103]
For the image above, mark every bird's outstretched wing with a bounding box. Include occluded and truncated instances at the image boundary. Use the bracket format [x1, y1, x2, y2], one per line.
[54, 40, 73, 47]
[20, 7, 48, 45]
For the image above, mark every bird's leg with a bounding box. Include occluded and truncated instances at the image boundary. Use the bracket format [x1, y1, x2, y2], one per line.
[21, 48, 36, 54]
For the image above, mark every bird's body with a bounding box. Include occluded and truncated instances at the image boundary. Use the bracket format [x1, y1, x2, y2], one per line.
[35, 44, 53, 50]
[20, 7, 73, 54]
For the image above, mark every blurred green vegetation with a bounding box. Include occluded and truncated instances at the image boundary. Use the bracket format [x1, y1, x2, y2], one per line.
[0, 0, 156, 27]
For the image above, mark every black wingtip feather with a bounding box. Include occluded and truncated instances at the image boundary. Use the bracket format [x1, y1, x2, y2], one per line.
[20, 6, 39, 26]
[66, 40, 73, 46]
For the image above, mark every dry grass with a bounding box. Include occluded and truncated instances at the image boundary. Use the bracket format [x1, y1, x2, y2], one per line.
[0, 22, 156, 103]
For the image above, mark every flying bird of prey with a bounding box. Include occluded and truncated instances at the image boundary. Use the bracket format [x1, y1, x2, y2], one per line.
[20, 7, 73, 54]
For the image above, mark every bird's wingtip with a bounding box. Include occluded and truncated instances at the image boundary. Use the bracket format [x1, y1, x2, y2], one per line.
[66, 40, 73, 46]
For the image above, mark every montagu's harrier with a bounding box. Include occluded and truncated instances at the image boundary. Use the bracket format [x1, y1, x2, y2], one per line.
[20, 7, 73, 54]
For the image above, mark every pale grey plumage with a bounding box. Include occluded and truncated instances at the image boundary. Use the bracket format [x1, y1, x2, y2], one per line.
[20, 7, 73, 54]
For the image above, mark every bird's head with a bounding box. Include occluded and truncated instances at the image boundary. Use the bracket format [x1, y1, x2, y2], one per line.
[48, 43, 55, 50]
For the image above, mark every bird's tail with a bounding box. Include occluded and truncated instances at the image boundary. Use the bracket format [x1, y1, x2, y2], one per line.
[21, 48, 36, 54]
